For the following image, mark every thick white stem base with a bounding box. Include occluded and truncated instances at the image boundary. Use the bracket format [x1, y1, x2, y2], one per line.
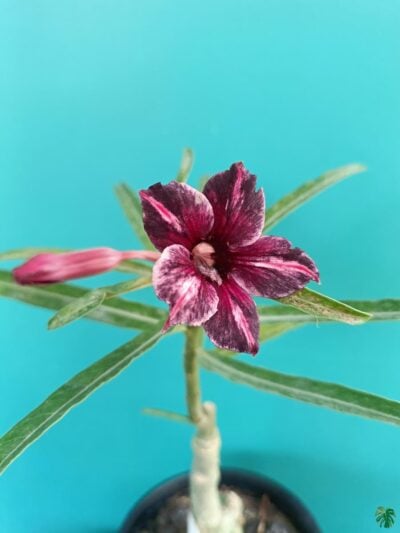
[189, 402, 244, 533]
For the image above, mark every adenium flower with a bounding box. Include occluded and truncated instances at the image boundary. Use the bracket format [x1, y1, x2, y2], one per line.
[13, 248, 159, 285]
[13, 162, 318, 355]
[140, 162, 319, 355]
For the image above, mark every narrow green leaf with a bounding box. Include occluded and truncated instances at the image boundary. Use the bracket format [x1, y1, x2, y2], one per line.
[264, 163, 366, 231]
[200, 350, 400, 426]
[258, 298, 400, 324]
[142, 407, 191, 424]
[259, 322, 300, 342]
[0, 270, 165, 330]
[176, 148, 194, 183]
[344, 299, 400, 322]
[0, 326, 163, 475]
[0, 248, 154, 277]
[278, 288, 371, 325]
[0, 248, 65, 261]
[100, 276, 153, 298]
[116, 259, 153, 276]
[114, 183, 155, 249]
[48, 290, 106, 330]
[221, 296, 393, 355]
[198, 175, 210, 191]
[48, 276, 153, 330]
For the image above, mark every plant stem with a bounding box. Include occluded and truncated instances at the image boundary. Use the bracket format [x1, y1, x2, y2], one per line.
[184, 327, 244, 532]
[184, 326, 203, 423]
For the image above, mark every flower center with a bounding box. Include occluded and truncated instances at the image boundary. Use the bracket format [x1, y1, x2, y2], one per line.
[191, 242, 222, 285]
[192, 242, 215, 267]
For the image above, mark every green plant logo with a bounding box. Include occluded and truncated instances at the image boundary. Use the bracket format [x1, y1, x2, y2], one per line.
[376, 507, 396, 528]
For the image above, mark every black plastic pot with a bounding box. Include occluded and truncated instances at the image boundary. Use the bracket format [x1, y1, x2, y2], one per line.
[120, 468, 321, 532]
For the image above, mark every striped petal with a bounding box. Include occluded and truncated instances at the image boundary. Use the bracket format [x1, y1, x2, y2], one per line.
[204, 277, 259, 355]
[230, 236, 319, 299]
[140, 182, 214, 252]
[153, 244, 219, 330]
[203, 162, 265, 249]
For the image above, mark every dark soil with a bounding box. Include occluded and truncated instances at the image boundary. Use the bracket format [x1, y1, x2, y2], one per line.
[136, 485, 299, 532]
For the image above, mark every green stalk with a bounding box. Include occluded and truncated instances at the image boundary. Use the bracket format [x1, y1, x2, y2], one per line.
[184, 326, 204, 423]
[183, 327, 243, 532]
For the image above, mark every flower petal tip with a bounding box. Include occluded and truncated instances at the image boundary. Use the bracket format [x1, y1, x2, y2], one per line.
[138, 189, 150, 201]
[310, 264, 320, 284]
[161, 319, 171, 334]
[249, 343, 259, 356]
[203, 162, 265, 248]
[139, 182, 214, 251]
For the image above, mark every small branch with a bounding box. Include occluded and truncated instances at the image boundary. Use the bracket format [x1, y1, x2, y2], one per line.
[184, 326, 203, 423]
[142, 407, 191, 424]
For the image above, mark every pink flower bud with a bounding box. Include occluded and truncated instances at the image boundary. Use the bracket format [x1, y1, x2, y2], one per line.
[13, 248, 160, 285]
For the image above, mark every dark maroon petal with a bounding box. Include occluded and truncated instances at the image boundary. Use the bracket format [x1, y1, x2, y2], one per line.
[139, 182, 214, 251]
[203, 162, 265, 249]
[153, 244, 219, 330]
[203, 277, 259, 355]
[230, 236, 320, 299]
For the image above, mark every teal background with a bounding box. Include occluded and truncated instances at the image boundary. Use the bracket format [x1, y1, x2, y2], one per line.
[1, 1, 400, 531]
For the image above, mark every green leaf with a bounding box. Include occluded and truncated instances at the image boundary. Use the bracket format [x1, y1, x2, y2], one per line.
[0, 248, 66, 261]
[142, 407, 191, 424]
[217, 293, 391, 354]
[48, 289, 106, 330]
[344, 300, 400, 322]
[116, 259, 153, 276]
[258, 298, 400, 324]
[176, 147, 194, 183]
[259, 322, 300, 342]
[48, 276, 153, 330]
[264, 163, 366, 231]
[198, 175, 210, 191]
[100, 276, 153, 298]
[0, 247, 154, 277]
[114, 184, 155, 249]
[200, 350, 400, 426]
[0, 270, 165, 330]
[277, 288, 371, 325]
[0, 325, 163, 475]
